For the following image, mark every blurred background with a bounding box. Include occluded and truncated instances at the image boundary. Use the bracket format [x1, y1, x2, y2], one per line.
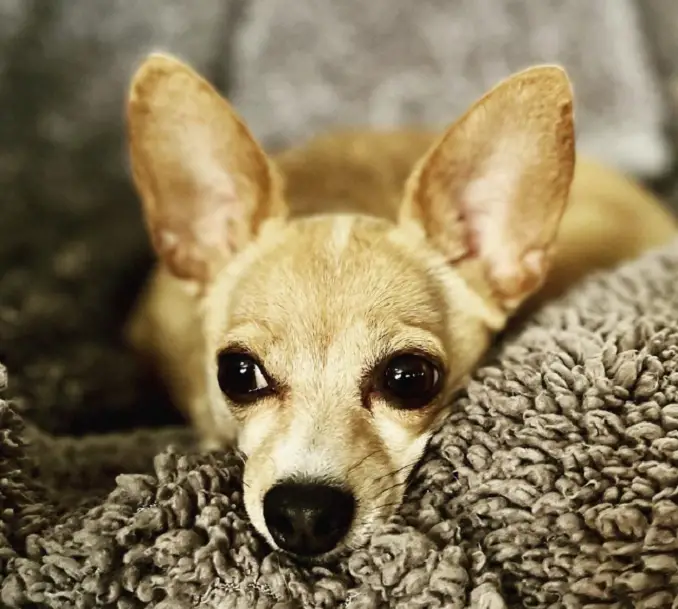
[1, 0, 678, 436]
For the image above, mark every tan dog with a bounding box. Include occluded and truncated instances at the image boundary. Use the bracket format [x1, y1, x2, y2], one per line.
[125, 54, 677, 561]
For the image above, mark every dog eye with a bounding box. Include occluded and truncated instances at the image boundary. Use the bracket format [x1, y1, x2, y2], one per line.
[216, 351, 271, 403]
[379, 353, 442, 409]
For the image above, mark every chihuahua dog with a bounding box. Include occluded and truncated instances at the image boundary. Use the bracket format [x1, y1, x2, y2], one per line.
[125, 54, 677, 561]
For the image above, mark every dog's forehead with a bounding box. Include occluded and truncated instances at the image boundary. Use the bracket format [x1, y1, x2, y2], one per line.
[223, 216, 446, 342]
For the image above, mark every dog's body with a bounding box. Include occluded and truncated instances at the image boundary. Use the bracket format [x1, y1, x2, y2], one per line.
[125, 55, 677, 560]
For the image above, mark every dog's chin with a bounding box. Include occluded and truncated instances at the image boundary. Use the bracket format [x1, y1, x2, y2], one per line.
[276, 543, 351, 565]
[265, 529, 366, 565]
[259, 505, 398, 565]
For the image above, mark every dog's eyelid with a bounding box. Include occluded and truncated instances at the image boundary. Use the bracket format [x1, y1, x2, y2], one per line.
[217, 341, 257, 358]
[216, 343, 270, 372]
[374, 347, 446, 373]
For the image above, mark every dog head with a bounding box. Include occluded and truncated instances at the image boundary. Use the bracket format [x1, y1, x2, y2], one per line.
[127, 55, 575, 561]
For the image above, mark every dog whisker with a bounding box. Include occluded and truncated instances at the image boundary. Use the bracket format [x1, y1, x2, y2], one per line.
[372, 500, 404, 512]
[371, 459, 420, 485]
[346, 448, 381, 476]
[369, 479, 408, 502]
[232, 449, 250, 487]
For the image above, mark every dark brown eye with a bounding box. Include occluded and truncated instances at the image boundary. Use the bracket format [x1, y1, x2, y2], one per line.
[379, 353, 442, 409]
[216, 351, 272, 404]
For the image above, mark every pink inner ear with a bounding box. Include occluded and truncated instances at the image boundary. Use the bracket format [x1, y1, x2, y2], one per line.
[454, 132, 566, 302]
[150, 182, 245, 283]
[458, 150, 522, 264]
[152, 222, 209, 283]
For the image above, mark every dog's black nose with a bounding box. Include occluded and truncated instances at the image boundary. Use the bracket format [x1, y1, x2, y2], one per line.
[263, 481, 355, 556]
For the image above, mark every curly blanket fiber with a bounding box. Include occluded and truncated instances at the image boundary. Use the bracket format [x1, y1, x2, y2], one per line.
[2, 237, 678, 608]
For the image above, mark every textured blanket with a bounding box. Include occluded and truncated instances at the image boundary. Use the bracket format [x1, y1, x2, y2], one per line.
[2, 238, 678, 608]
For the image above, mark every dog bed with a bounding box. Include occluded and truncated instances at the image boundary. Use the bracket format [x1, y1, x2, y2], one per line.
[2, 236, 678, 608]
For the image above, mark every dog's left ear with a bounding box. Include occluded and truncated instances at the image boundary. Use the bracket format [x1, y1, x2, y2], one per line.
[401, 66, 575, 312]
[127, 53, 285, 284]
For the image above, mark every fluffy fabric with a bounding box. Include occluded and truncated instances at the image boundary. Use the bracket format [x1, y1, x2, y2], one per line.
[2, 239, 678, 609]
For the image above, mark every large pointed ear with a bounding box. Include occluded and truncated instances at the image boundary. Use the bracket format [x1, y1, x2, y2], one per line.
[400, 66, 575, 312]
[127, 53, 285, 284]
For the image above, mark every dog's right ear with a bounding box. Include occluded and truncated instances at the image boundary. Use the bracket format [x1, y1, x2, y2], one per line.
[127, 54, 285, 284]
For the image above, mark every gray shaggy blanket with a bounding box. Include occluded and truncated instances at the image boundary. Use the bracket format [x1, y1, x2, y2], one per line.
[2, 238, 678, 609]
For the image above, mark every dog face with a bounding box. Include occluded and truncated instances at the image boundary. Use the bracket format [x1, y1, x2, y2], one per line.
[201, 213, 499, 558]
[127, 55, 575, 560]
